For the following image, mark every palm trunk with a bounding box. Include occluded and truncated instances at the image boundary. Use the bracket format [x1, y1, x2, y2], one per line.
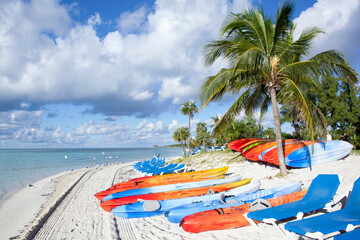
[181, 140, 185, 157]
[292, 107, 301, 140]
[188, 114, 191, 151]
[180, 132, 185, 157]
[269, 87, 288, 176]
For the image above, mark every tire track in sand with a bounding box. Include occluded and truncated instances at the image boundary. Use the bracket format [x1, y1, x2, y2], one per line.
[26, 163, 138, 240]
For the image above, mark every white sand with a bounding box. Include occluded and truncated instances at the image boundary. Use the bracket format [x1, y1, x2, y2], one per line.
[0, 153, 359, 240]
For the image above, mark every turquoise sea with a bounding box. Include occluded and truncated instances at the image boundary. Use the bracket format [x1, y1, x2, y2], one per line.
[0, 147, 182, 202]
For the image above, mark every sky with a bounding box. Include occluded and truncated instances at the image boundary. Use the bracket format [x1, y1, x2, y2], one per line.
[0, 0, 359, 148]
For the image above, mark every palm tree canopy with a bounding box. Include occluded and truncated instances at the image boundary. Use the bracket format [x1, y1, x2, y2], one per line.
[172, 127, 189, 143]
[201, 0, 358, 138]
[196, 122, 208, 134]
[180, 101, 199, 119]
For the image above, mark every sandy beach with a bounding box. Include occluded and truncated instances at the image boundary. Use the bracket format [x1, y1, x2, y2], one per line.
[0, 152, 359, 240]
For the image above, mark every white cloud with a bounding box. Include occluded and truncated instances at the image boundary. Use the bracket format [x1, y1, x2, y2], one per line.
[294, 0, 360, 65]
[0, 0, 252, 116]
[116, 5, 148, 33]
[0, 109, 180, 146]
[158, 77, 195, 104]
[168, 119, 182, 132]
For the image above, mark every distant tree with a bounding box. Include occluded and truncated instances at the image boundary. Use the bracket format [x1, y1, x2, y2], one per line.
[180, 101, 198, 151]
[196, 122, 208, 135]
[172, 127, 189, 156]
[210, 114, 221, 128]
[262, 127, 276, 139]
[196, 131, 211, 152]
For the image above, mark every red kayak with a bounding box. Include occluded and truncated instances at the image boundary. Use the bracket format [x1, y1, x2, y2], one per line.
[181, 190, 307, 233]
[227, 139, 259, 152]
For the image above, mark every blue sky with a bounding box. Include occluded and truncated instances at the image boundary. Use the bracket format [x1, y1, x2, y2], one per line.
[0, 0, 359, 148]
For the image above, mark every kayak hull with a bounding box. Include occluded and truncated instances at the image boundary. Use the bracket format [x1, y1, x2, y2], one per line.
[103, 176, 243, 201]
[101, 178, 252, 212]
[166, 181, 301, 223]
[181, 190, 307, 233]
[111, 181, 260, 218]
[95, 166, 229, 201]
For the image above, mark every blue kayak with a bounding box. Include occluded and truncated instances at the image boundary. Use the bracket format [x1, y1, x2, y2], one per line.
[285, 140, 353, 168]
[166, 181, 302, 223]
[103, 175, 243, 201]
[110, 181, 260, 218]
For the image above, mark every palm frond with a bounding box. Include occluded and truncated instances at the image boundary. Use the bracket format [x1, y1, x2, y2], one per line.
[199, 68, 237, 108]
[212, 94, 248, 134]
[310, 50, 359, 83]
[272, 0, 294, 52]
[277, 78, 328, 142]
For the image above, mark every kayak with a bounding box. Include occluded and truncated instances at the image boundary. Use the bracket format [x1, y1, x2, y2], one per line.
[111, 181, 260, 218]
[181, 190, 307, 233]
[227, 139, 259, 152]
[166, 181, 302, 223]
[285, 140, 353, 168]
[95, 166, 229, 201]
[110, 166, 229, 189]
[261, 141, 315, 165]
[244, 139, 298, 161]
[238, 139, 271, 153]
[241, 141, 269, 154]
[103, 176, 243, 201]
[100, 178, 252, 212]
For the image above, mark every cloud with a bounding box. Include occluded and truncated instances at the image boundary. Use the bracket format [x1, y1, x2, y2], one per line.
[116, 5, 149, 33]
[0, 0, 252, 117]
[0, 109, 181, 146]
[293, 0, 360, 66]
[158, 77, 195, 104]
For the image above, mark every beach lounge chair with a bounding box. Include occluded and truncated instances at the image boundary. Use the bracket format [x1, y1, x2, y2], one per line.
[244, 174, 341, 234]
[190, 147, 201, 155]
[333, 227, 360, 240]
[283, 176, 360, 240]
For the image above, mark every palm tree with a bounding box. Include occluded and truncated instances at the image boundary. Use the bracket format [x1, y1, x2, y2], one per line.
[200, 0, 358, 175]
[180, 101, 199, 151]
[210, 114, 221, 128]
[196, 122, 208, 135]
[196, 131, 211, 152]
[173, 127, 189, 156]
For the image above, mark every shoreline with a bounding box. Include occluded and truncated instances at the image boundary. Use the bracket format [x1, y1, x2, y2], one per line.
[0, 153, 359, 239]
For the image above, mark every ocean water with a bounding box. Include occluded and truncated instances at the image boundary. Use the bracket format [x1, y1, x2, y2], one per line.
[0, 147, 182, 201]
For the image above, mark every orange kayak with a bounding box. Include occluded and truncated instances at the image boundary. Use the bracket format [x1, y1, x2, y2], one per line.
[181, 190, 307, 233]
[100, 178, 252, 212]
[243, 139, 298, 161]
[95, 166, 229, 201]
